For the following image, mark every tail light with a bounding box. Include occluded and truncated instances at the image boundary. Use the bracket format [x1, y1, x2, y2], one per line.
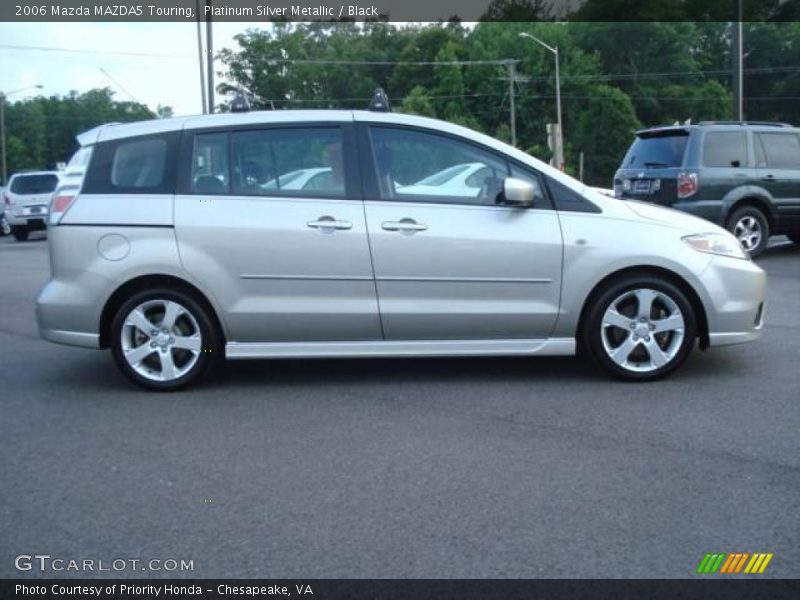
[49, 189, 78, 224]
[677, 172, 698, 199]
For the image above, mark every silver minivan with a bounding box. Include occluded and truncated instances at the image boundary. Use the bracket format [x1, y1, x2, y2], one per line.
[36, 109, 766, 390]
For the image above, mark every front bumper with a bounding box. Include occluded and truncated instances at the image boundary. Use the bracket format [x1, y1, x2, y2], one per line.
[699, 254, 766, 347]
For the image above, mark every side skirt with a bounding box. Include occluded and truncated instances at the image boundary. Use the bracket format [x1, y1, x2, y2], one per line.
[226, 338, 575, 360]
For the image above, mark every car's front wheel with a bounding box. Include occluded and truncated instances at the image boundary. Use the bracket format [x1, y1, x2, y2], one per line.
[582, 276, 697, 381]
[11, 225, 28, 241]
[110, 288, 221, 391]
[727, 206, 769, 257]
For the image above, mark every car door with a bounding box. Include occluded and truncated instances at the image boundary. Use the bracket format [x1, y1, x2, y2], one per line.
[359, 124, 563, 341]
[754, 132, 800, 224]
[174, 123, 382, 343]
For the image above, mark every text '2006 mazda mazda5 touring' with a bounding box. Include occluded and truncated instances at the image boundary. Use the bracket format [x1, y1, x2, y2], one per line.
[36, 108, 767, 390]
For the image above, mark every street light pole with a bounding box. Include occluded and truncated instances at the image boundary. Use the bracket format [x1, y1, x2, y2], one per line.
[519, 32, 564, 170]
[0, 85, 43, 186]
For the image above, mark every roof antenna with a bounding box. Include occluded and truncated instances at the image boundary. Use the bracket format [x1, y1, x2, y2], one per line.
[368, 88, 391, 112]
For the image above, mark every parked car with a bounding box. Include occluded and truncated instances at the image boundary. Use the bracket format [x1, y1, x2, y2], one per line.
[0, 186, 9, 236]
[4, 171, 60, 241]
[614, 121, 800, 256]
[36, 109, 766, 390]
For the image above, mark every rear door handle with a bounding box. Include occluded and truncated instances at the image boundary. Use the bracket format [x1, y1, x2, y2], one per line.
[761, 175, 776, 182]
[381, 218, 428, 234]
[307, 216, 353, 232]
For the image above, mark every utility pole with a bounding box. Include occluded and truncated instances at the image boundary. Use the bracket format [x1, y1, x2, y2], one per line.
[498, 60, 525, 148]
[196, 0, 207, 114]
[732, 0, 743, 120]
[206, 0, 214, 114]
[508, 61, 516, 147]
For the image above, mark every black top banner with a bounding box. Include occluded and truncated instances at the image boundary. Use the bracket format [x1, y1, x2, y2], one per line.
[3, 579, 800, 600]
[1, 0, 798, 22]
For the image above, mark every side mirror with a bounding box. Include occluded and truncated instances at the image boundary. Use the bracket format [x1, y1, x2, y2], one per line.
[501, 177, 535, 207]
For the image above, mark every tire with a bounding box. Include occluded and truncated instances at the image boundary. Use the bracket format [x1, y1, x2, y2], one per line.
[582, 276, 697, 381]
[726, 206, 769, 257]
[0, 214, 10, 236]
[787, 231, 800, 245]
[11, 226, 29, 242]
[110, 288, 222, 391]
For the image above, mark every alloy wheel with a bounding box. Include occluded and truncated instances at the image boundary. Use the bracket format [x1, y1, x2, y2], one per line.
[120, 299, 202, 382]
[733, 215, 762, 251]
[600, 288, 685, 373]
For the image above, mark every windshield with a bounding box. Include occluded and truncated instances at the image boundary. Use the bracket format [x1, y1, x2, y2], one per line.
[624, 132, 689, 168]
[10, 174, 59, 194]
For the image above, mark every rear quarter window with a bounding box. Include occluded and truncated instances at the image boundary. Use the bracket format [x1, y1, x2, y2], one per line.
[10, 174, 59, 194]
[756, 133, 800, 169]
[82, 132, 179, 194]
[703, 131, 748, 167]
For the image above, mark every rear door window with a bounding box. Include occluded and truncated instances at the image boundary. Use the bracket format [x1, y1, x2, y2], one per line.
[703, 132, 747, 167]
[191, 133, 229, 194]
[623, 132, 689, 168]
[756, 133, 800, 169]
[10, 174, 59, 195]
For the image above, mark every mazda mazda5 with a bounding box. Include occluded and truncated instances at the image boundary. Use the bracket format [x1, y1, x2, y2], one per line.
[36, 109, 766, 390]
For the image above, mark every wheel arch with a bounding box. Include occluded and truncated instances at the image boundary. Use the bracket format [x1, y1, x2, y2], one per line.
[576, 265, 710, 351]
[725, 195, 775, 230]
[98, 274, 226, 349]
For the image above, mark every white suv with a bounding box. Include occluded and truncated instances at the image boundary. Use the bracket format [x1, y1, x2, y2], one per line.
[4, 171, 60, 241]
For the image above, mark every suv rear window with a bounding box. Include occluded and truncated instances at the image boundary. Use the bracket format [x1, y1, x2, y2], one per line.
[10, 174, 58, 194]
[623, 131, 689, 168]
[703, 132, 747, 167]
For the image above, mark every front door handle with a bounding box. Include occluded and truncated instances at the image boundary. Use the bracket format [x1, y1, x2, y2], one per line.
[381, 218, 428, 234]
[307, 216, 353, 232]
[761, 174, 776, 182]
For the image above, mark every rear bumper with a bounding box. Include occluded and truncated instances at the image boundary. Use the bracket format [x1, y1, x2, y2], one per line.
[699, 255, 766, 347]
[39, 327, 100, 348]
[7, 212, 48, 230]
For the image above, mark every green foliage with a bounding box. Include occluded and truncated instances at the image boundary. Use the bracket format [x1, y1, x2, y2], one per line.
[2, 88, 155, 180]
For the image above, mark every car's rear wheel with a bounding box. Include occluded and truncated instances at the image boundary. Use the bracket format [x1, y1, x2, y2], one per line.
[110, 288, 221, 391]
[11, 225, 28, 242]
[727, 206, 769, 257]
[0, 214, 10, 236]
[582, 276, 697, 381]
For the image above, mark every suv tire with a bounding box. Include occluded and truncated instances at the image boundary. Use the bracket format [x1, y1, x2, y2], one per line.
[727, 206, 769, 257]
[11, 226, 29, 242]
[582, 275, 697, 381]
[110, 288, 221, 391]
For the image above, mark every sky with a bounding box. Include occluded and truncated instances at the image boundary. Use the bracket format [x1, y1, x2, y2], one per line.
[0, 22, 262, 116]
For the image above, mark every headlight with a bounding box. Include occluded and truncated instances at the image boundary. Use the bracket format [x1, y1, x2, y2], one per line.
[683, 233, 749, 260]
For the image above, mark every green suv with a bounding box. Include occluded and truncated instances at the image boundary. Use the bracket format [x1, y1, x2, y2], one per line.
[614, 121, 800, 256]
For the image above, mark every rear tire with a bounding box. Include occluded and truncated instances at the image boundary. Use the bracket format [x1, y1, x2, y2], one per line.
[726, 206, 769, 257]
[582, 275, 697, 381]
[0, 214, 10, 236]
[110, 288, 221, 391]
[11, 226, 28, 242]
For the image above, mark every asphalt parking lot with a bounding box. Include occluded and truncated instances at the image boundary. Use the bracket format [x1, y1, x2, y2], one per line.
[0, 232, 798, 579]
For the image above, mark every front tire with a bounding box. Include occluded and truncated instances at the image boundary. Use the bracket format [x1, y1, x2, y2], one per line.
[110, 288, 221, 391]
[11, 225, 28, 242]
[582, 276, 697, 381]
[727, 206, 769, 257]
